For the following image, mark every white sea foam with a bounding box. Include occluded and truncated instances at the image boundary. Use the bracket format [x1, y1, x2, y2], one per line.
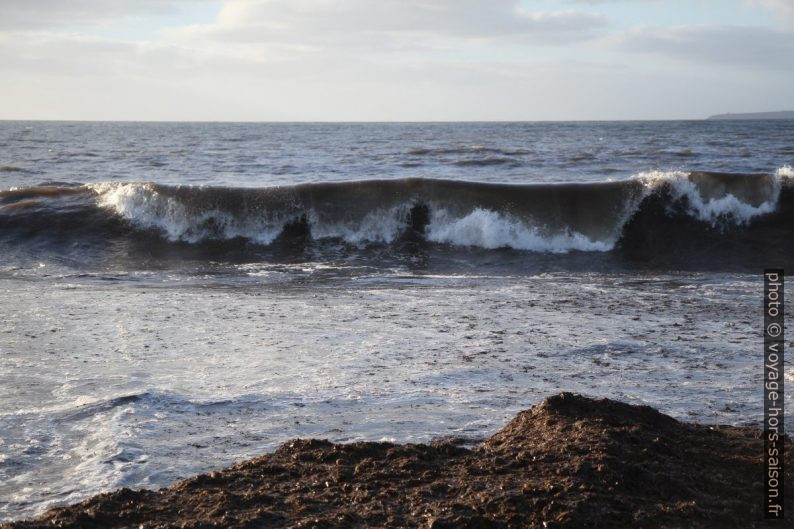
[426, 208, 612, 252]
[90, 182, 285, 244]
[776, 164, 794, 180]
[2, 267, 783, 521]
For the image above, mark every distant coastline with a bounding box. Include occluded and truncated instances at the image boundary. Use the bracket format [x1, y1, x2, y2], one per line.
[708, 110, 794, 120]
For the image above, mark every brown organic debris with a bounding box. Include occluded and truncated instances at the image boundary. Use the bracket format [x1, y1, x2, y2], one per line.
[4, 392, 790, 529]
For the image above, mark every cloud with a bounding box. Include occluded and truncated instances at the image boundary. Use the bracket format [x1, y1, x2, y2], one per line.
[0, 0, 610, 87]
[746, 0, 794, 20]
[0, 0, 212, 30]
[1, 1, 792, 120]
[610, 25, 794, 69]
[0, 1, 612, 88]
[569, 0, 658, 3]
[0, 31, 193, 81]
[172, 0, 607, 46]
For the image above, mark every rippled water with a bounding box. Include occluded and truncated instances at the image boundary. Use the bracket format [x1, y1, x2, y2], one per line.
[1, 120, 792, 187]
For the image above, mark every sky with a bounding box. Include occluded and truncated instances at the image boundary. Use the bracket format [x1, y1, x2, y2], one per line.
[0, 0, 792, 121]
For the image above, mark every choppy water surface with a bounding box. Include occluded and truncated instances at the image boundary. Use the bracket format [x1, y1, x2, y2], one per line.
[1, 121, 793, 521]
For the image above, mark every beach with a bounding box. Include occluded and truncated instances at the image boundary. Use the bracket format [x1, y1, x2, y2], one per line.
[1, 121, 792, 525]
[4, 393, 791, 528]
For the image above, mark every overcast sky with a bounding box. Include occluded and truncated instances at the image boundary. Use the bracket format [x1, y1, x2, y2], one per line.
[0, 0, 791, 120]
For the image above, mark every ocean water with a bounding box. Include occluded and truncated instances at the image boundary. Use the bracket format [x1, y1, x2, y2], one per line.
[1, 121, 792, 521]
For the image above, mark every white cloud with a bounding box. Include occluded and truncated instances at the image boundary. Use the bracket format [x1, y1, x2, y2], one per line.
[0, 1, 792, 120]
[569, 0, 658, 3]
[610, 25, 794, 69]
[0, 0, 610, 85]
[172, 0, 606, 45]
[0, 1, 611, 90]
[0, 1, 212, 30]
[747, 0, 794, 20]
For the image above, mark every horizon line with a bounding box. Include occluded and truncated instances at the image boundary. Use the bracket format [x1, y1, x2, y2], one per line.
[0, 117, 712, 124]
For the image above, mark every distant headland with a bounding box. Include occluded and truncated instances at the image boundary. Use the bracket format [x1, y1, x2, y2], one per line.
[708, 110, 794, 120]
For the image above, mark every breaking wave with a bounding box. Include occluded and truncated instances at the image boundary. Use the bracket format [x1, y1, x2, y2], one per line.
[1, 168, 792, 268]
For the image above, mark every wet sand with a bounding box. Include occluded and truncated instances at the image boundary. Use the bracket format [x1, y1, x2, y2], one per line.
[4, 392, 790, 529]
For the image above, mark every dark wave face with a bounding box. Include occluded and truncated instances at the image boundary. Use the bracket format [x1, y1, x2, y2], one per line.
[1, 170, 792, 272]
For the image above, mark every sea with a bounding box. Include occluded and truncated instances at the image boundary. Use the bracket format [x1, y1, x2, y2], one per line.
[1, 120, 792, 521]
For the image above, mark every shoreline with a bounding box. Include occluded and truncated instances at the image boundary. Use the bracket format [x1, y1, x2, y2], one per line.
[4, 392, 790, 529]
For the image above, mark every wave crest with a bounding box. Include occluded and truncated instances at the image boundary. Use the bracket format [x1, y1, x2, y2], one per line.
[635, 170, 780, 226]
[91, 182, 288, 244]
[1, 169, 790, 267]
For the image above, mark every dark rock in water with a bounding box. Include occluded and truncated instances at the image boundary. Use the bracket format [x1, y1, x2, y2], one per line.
[407, 202, 430, 236]
[273, 214, 311, 249]
[279, 214, 311, 241]
[4, 393, 790, 529]
[398, 202, 431, 247]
